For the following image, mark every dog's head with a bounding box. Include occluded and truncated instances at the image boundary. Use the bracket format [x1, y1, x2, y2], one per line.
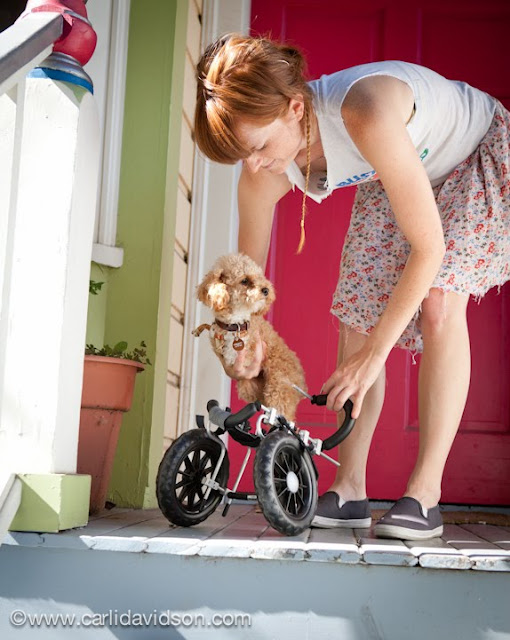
[196, 253, 276, 322]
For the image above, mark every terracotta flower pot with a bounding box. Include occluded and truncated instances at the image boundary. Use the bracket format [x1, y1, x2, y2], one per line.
[78, 355, 145, 514]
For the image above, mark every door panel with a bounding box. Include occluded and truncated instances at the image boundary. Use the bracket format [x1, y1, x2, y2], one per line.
[228, 0, 510, 504]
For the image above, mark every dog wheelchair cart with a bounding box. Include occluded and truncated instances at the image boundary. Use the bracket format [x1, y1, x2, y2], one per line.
[156, 394, 355, 536]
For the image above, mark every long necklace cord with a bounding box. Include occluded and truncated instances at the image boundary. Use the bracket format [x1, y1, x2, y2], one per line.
[297, 109, 311, 254]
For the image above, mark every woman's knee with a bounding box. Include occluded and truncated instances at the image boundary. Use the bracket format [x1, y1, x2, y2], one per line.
[420, 288, 469, 336]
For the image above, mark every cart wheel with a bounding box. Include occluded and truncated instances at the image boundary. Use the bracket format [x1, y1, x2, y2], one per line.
[254, 431, 317, 536]
[156, 429, 229, 527]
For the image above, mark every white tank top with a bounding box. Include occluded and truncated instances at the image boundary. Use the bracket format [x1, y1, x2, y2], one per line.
[285, 61, 497, 203]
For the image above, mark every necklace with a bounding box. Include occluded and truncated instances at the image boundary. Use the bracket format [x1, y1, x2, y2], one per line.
[296, 110, 311, 254]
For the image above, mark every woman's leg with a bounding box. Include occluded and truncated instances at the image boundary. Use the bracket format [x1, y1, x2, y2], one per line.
[405, 288, 471, 509]
[327, 322, 386, 501]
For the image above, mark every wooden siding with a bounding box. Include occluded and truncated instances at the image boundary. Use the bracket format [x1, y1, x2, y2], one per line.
[164, 0, 202, 448]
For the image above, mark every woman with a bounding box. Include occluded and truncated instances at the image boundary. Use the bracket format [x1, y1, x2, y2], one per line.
[194, 34, 510, 540]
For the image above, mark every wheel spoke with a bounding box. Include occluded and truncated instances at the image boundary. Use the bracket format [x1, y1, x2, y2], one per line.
[189, 489, 200, 508]
[191, 449, 200, 470]
[275, 461, 287, 476]
[198, 452, 212, 472]
[183, 456, 194, 473]
[196, 495, 207, 510]
[178, 468, 194, 479]
[179, 483, 193, 504]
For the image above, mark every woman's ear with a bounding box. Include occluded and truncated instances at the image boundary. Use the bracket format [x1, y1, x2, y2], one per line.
[288, 96, 304, 123]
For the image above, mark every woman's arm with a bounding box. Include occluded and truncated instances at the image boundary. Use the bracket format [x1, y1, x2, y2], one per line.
[229, 163, 291, 379]
[237, 163, 292, 267]
[345, 76, 446, 359]
[323, 76, 446, 416]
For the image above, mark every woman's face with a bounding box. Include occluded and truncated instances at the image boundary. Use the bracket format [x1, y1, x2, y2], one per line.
[236, 99, 305, 174]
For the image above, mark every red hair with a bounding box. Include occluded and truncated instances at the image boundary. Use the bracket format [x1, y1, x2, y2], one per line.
[195, 34, 313, 164]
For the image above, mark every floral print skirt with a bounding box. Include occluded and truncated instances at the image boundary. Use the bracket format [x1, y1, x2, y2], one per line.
[331, 100, 510, 353]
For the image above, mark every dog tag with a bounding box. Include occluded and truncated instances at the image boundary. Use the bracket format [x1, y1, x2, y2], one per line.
[233, 337, 244, 351]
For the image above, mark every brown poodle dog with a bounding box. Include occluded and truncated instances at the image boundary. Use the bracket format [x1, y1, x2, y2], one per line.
[193, 253, 306, 421]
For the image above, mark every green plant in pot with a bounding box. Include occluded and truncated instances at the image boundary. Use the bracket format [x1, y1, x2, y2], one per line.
[79, 281, 151, 514]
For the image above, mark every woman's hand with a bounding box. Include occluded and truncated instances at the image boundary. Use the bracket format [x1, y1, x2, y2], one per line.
[228, 332, 267, 380]
[321, 345, 386, 419]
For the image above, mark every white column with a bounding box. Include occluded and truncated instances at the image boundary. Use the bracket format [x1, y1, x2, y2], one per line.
[0, 77, 100, 474]
[0, 88, 17, 333]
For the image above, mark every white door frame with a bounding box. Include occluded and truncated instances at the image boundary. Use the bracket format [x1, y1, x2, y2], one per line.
[179, 0, 252, 434]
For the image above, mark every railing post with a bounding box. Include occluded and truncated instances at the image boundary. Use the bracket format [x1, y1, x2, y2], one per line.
[0, 0, 100, 532]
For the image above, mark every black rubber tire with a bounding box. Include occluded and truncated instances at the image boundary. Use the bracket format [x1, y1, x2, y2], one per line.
[253, 431, 317, 536]
[156, 429, 229, 527]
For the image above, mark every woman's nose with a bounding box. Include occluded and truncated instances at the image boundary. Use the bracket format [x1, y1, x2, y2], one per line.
[246, 153, 263, 173]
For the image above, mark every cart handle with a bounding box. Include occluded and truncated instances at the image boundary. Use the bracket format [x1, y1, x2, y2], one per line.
[311, 396, 355, 450]
[207, 399, 261, 430]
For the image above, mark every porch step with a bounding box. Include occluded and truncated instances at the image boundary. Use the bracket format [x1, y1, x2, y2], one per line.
[3, 504, 510, 572]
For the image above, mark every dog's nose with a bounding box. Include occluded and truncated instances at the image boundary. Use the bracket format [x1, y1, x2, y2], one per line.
[261, 287, 269, 296]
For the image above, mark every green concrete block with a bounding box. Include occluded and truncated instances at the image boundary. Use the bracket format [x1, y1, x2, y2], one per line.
[9, 474, 91, 533]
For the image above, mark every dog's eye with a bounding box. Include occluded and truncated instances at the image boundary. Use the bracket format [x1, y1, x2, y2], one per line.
[261, 287, 269, 296]
[241, 278, 250, 286]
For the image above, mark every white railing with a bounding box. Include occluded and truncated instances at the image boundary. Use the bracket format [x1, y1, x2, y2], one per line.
[0, 12, 62, 94]
[0, 8, 100, 535]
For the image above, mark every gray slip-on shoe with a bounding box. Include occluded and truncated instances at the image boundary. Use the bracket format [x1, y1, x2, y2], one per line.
[374, 497, 443, 540]
[311, 492, 371, 528]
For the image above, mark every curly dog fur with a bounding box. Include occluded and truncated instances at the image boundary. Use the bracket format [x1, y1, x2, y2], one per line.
[195, 253, 306, 421]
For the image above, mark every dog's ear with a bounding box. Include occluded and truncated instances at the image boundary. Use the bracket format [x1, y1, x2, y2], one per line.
[196, 272, 214, 306]
[257, 280, 276, 316]
[196, 270, 230, 312]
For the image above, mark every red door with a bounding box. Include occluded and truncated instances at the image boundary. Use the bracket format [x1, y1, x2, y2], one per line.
[228, 0, 510, 505]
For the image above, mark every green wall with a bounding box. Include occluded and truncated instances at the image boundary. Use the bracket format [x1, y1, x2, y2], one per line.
[86, 262, 109, 348]
[142, 0, 189, 509]
[85, 0, 189, 508]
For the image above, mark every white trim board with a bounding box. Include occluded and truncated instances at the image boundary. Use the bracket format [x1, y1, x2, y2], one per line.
[85, 0, 130, 266]
[91, 242, 124, 268]
[179, 0, 252, 435]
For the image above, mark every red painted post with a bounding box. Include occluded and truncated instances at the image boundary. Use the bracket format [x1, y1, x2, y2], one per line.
[19, 0, 97, 67]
